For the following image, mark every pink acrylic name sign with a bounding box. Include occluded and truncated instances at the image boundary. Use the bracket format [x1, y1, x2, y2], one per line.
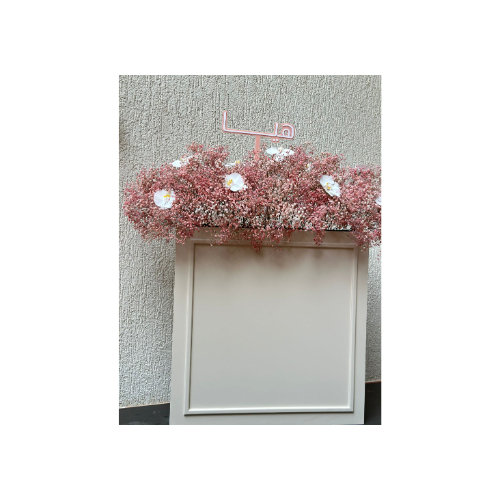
[222, 111, 295, 160]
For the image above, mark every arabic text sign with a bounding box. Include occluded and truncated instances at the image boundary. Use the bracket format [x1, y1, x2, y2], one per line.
[222, 111, 295, 159]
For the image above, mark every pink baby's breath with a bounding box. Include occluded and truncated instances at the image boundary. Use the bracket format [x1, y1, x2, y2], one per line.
[123, 143, 381, 251]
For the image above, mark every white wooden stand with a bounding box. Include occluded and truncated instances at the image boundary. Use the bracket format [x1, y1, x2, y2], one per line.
[170, 229, 368, 424]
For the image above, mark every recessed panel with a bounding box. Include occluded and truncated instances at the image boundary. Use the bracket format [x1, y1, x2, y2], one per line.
[188, 244, 355, 412]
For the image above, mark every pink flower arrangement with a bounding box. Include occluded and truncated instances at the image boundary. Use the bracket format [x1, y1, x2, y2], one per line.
[123, 143, 381, 251]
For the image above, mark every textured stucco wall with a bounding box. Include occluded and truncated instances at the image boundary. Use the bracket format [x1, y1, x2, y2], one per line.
[119, 75, 381, 408]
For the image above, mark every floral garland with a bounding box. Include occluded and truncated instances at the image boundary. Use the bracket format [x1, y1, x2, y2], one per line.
[123, 143, 381, 250]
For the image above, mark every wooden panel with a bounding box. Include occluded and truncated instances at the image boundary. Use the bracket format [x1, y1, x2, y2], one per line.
[170, 230, 368, 424]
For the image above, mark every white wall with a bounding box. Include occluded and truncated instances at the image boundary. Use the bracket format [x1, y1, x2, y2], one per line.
[119, 75, 381, 408]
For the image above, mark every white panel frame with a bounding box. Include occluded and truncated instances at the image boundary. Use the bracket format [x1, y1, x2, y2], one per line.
[170, 229, 368, 425]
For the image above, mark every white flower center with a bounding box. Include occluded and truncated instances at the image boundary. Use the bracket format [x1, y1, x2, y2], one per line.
[164, 193, 170, 198]
[227, 179, 233, 186]
[325, 183, 331, 190]
[235, 160, 240, 165]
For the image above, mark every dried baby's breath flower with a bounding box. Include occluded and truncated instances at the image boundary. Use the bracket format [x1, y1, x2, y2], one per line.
[123, 143, 381, 251]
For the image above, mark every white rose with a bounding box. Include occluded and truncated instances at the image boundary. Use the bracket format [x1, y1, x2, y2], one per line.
[265, 147, 279, 155]
[224, 173, 247, 192]
[172, 156, 193, 168]
[319, 175, 340, 197]
[154, 189, 175, 209]
[275, 147, 294, 162]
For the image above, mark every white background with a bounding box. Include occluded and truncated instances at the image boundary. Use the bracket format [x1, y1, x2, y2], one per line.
[1, 0, 499, 499]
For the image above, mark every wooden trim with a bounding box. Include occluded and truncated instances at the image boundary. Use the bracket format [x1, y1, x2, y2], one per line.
[182, 234, 358, 415]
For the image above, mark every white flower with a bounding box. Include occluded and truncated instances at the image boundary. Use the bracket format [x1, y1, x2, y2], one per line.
[154, 189, 175, 209]
[375, 195, 381, 206]
[224, 173, 247, 192]
[279, 147, 294, 157]
[172, 156, 193, 168]
[266, 146, 294, 161]
[265, 147, 279, 155]
[319, 175, 340, 197]
[225, 160, 242, 168]
[306, 163, 313, 172]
